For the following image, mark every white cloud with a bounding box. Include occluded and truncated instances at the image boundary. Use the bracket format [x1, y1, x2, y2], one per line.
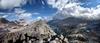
[37, 16, 42, 19]
[33, 16, 53, 21]
[47, 0, 100, 20]
[2, 15, 8, 18]
[16, 13, 34, 23]
[0, 0, 27, 9]
[16, 13, 32, 20]
[43, 16, 53, 21]
[47, 0, 69, 10]
[33, 16, 43, 22]
[14, 8, 26, 14]
[14, 8, 33, 21]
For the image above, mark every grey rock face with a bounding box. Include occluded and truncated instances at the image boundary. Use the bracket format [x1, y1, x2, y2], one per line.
[48, 17, 100, 43]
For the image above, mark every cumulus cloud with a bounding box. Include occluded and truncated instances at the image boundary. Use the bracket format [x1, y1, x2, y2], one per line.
[0, 8, 41, 22]
[47, 0, 100, 20]
[5, 8, 33, 23]
[47, 0, 69, 10]
[16, 13, 33, 23]
[17, 13, 32, 19]
[14, 8, 26, 14]
[0, 0, 27, 9]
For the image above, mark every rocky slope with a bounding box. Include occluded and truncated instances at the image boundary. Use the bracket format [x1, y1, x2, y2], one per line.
[48, 17, 100, 43]
[0, 18, 69, 43]
[0, 17, 100, 43]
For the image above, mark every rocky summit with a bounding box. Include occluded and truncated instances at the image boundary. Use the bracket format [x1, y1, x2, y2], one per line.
[0, 17, 100, 43]
[0, 18, 67, 43]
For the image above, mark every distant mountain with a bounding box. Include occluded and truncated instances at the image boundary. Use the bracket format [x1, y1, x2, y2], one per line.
[0, 18, 9, 24]
[0, 17, 100, 43]
[48, 17, 100, 43]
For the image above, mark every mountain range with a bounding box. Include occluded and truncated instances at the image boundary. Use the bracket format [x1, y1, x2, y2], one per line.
[0, 17, 100, 43]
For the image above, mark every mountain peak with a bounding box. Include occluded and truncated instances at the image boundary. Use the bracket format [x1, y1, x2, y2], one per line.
[0, 17, 9, 24]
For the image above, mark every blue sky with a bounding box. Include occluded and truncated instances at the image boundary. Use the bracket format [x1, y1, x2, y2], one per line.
[0, 0, 100, 21]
